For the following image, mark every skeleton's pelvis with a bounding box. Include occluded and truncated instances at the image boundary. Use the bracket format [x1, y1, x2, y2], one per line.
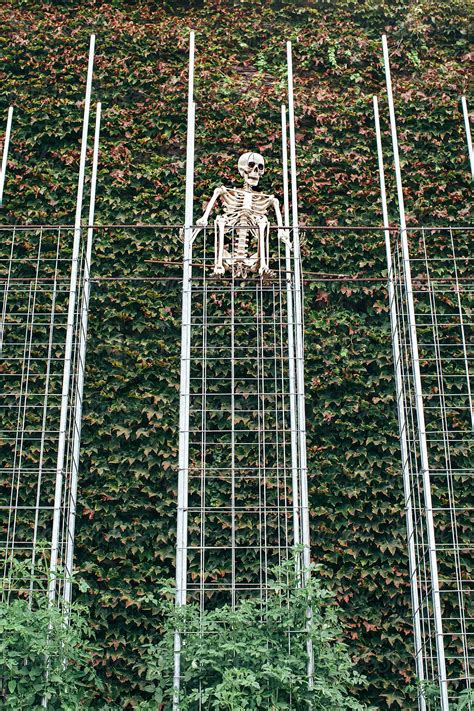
[222, 252, 259, 282]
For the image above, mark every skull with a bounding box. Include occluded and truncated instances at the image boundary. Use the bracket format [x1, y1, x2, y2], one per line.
[238, 152, 265, 189]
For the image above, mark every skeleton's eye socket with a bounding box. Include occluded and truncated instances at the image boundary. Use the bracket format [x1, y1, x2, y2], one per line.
[258, 164, 264, 171]
[248, 161, 255, 169]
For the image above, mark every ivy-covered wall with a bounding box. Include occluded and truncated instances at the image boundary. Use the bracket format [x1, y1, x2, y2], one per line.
[0, 0, 471, 707]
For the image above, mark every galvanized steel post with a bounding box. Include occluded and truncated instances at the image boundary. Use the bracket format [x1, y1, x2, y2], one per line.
[373, 95, 426, 710]
[49, 34, 96, 602]
[173, 30, 196, 709]
[382, 35, 448, 709]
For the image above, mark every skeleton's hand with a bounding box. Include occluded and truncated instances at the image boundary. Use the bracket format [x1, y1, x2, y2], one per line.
[278, 228, 292, 248]
[213, 265, 225, 276]
[196, 216, 208, 227]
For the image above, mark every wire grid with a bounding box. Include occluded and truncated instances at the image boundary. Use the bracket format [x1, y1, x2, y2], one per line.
[389, 227, 473, 705]
[184, 226, 305, 605]
[173, 223, 309, 700]
[0, 226, 85, 605]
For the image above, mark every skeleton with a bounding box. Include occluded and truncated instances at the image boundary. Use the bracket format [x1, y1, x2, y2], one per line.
[196, 152, 290, 278]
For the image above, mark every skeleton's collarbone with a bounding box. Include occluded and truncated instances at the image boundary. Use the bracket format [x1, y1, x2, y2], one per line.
[229, 188, 270, 197]
[223, 189, 272, 208]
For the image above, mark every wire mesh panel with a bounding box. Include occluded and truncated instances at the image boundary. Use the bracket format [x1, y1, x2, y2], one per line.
[179, 225, 306, 608]
[389, 226, 473, 706]
[172, 222, 310, 703]
[0, 226, 86, 604]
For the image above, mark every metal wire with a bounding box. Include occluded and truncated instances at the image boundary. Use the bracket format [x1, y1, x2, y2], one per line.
[0, 227, 87, 606]
[1, 219, 471, 708]
[388, 226, 473, 707]
[169, 207, 312, 705]
[176, 227, 300, 598]
[382, 35, 472, 708]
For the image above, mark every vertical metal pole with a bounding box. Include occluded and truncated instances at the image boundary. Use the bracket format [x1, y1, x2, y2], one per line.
[281, 105, 300, 550]
[63, 102, 102, 612]
[287, 40, 314, 684]
[373, 96, 426, 710]
[382, 35, 448, 709]
[230, 281, 236, 609]
[49, 34, 95, 602]
[0, 106, 13, 206]
[174, 30, 195, 709]
[461, 96, 474, 181]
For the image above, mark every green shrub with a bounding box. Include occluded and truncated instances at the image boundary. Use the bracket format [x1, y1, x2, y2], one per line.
[407, 680, 474, 710]
[138, 557, 373, 710]
[0, 555, 101, 710]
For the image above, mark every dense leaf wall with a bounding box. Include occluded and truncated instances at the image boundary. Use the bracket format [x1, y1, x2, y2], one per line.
[0, 0, 471, 707]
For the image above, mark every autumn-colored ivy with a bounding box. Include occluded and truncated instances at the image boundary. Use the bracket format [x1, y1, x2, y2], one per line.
[0, 0, 471, 708]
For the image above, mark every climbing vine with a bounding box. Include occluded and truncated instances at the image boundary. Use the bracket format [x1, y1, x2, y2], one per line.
[0, 0, 471, 707]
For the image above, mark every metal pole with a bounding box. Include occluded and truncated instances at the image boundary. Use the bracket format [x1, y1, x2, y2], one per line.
[461, 96, 474, 181]
[382, 35, 448, 709]
[49, 34, 95, 602]
[173, 30, 195, 709]
[281, 104, 300, 551]
[373, 96, 426, 710]
[63, 102, 102, 612]
[0, 106, 13, 206]
[287, 40, 314, 684]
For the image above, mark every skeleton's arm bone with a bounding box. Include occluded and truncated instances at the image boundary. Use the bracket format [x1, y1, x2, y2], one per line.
[257, 216, 270, 275]
[271, 196, 284, 227]
[196, 186, 227, 226]
[214, 216, 226, 275]
[271, 196, 291, 247]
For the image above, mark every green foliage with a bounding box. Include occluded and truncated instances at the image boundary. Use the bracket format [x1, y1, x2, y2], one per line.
[0, 0, 471, 708]
[457, 689, 474, 711]
[139, 559, 373, 710]
[0, 555, 101, 710]
[407, 681, 474, 711]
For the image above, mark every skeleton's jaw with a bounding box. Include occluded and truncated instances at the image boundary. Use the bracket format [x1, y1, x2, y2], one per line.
[243, 177, 258, 190]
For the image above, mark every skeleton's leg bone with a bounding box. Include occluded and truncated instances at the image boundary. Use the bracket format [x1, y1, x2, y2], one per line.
[214, 216, 226, 276]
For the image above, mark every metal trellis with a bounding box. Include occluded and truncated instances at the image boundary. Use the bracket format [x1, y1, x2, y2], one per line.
[380, 34, 473, 711]
[172, 34, 313, 707]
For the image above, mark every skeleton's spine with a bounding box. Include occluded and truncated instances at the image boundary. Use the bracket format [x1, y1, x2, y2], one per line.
[235, 229, 249, 259]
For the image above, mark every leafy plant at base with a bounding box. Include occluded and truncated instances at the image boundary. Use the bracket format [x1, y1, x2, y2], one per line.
[406, 680, 474, 710]
[138, 556, 373, 710]
[456, 689, 474, 710]
[0, 552, 101, 710]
